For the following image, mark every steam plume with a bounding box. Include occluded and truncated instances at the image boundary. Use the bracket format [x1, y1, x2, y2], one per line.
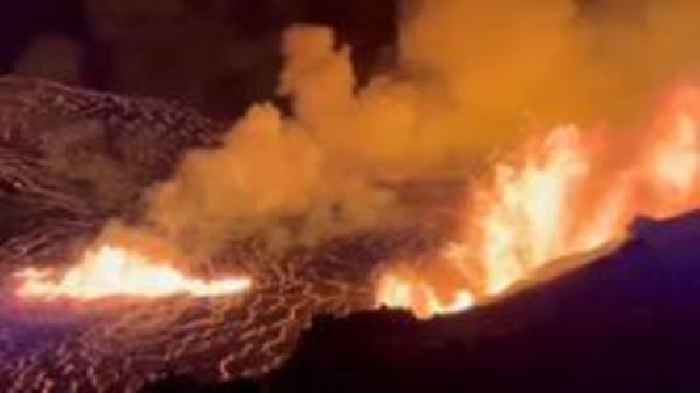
[123, 1, 700, 257]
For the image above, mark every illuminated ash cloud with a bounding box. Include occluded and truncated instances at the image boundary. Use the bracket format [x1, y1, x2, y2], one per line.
[2, 0, 700, 391]
[378, 86, 700, 317]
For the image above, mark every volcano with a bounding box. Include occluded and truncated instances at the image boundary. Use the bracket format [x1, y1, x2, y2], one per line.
[1, 75, 700, 393]
[4, 2, 700, 392]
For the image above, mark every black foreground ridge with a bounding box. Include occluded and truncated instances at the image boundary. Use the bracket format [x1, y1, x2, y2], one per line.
[145, 211, 700, 393]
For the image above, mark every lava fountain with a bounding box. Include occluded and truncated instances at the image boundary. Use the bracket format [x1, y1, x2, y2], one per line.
[378, 84, 700, 319]
[15, 245, 252, 300]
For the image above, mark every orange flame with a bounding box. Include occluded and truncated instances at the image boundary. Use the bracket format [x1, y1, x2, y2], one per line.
[378, 84, 700, 318]
[15, 245, 252, 300]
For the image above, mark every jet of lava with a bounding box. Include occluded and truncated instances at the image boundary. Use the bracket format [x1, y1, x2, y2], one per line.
[15, 245, 252, 300]
[378, 84, 700, 319]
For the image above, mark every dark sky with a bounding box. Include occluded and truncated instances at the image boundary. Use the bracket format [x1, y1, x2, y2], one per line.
[0, 1, 635, 119]
[0, 0, 88, 73]
[0, 0, 397, 119]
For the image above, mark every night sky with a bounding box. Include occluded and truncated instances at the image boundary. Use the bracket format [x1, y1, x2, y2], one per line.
[0, 0, 397, 118]
[0, 1, 630, 119]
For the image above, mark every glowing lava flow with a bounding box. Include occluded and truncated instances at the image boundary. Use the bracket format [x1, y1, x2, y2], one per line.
[378, 85, 700, 318]
[15, 245, 252, 300]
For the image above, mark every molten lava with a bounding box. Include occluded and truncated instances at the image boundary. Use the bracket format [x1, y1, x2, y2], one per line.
[378, 84, 700, 318]
[15, 245, 252, 300]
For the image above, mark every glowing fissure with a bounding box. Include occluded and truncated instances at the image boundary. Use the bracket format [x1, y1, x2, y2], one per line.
[378, 86, 700, 318]
[16, 245, 252, 300]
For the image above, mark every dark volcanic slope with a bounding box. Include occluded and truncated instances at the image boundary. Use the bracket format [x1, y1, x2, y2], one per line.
[157, 211, 700, 393]
[0, 76, 428, 392]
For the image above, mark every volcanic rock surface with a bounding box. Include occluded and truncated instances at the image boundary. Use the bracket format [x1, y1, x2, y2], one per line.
[145, 211, 700, 393]
[0, 76, 445, 392]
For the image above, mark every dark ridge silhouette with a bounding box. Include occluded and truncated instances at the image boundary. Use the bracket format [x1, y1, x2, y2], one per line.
[145, 210, 700, 393]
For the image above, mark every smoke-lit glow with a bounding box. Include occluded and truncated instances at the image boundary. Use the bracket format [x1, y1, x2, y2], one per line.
[15, 1, 700, 319]
[15, 245, 252, 300]
[378, 85, 700, 318]
[122, 1, 700, 259]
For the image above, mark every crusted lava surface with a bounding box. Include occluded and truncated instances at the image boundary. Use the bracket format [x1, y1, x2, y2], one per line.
[0, 77, 453, 392]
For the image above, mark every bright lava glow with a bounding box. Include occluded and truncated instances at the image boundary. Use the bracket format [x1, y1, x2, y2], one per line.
[15, 245, 252, 300]
[378, 85, 700, 319]
[377, 274, 475, 319]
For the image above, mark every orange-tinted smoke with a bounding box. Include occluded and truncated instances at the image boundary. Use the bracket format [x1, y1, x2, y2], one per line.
[378, 84, 700, 318]
[124, 1, 700, 258]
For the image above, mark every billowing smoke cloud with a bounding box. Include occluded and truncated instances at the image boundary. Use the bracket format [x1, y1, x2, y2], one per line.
[398, 0, 700, 145]
[118, 1, 700, 258]
[143, 97, 398, 255]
